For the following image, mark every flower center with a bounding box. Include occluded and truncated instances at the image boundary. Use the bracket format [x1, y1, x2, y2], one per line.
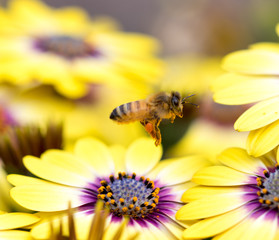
[256, 164, 279, 209]
[34, 36, 100, 59]
[97, 172, 160, 219]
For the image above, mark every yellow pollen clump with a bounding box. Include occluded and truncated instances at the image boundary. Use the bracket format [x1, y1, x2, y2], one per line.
[154, 188, 160, 194]
[135, 207, 140, 211]
[129, 204, 134, 209]
[262, 188, 268, 194]
[100, 180, 107, 185]
[110, 199, 115, 204]
[133, 197, 138, 202]
[119, 198, 125, 203]
[259, 199, 264, 204]
[144, 202, 149, 206]
[265, 200, 272, 205]
[122, 207, 128, 212]
[107, 192, 112, 198]
[150, 203, 156, 208]
[274, 197, 279, 202]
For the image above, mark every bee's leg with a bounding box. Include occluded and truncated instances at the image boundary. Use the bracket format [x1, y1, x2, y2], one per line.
[154, 118, 162, 146]
[170, 114, 176, 123]
[140, 120, 146, 126]
[141, 120, 157, 139]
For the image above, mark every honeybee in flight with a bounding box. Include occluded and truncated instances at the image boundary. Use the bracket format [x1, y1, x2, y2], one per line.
[110, 91, 197, 146]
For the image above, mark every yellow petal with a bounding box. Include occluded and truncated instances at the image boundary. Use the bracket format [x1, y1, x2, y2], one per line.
[193, 166, 250, 186]
[214, 78, 279, 105]
[155, 156, 211, 186]
[223, 49, 279, 75]
[239, 213, 277, 240]
[74, 137, 114, 176]
[250, 42, 279, 54]
[176, 193, 245, 220]
[147, 157, 175, 180]
[213, 218, 252, 240]
[217, 147, 266, 174]
[0, 230, 31, 240]
[11, 184, 84, 211]
[9, 0, 52, 30]
[215, 212, 277, 240]
[211, 73, 255, 92]
[125, 138, 162, 176]
[182, 186, 245, 202]
[41, 150, 95, 181]
[234, 96, 279, 131]
[7, 174, 55, 186]
[183, 205, 251, 239]
[23, 156, 89, 188]
[247, 120, 279, 157]
[0, 213, 39, 230]
[54, 7, 90, 35]
[108, 145, 126, 173]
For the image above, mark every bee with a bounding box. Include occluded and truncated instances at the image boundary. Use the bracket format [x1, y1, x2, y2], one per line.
[110, 91, 197, 146]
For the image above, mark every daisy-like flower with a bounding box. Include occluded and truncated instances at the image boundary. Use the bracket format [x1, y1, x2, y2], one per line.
[0, 211, 39, 240]
[8, 137, 210, 239]
[212, 23, 279, 157]
[176, 147, 279, 240]
[0, 0, 163, 98]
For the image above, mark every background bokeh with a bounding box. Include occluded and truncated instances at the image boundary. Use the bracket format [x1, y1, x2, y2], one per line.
[31, 0, 279, 56]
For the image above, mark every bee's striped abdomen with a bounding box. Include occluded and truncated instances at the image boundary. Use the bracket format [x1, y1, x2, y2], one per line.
[110, 100, 147, 123]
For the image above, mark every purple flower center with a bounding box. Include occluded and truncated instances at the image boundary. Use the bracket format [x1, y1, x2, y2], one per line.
[256, 164, 279, 209]
[97, 172, 160, 219]
[81, 172, 184, 229]
[34, 35, 101, 60]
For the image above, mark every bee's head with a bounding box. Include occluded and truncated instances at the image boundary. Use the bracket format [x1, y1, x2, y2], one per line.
[170, 91, 184, 118]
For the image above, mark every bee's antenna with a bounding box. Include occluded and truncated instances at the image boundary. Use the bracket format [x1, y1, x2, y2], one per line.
[182, 94, 199, 108]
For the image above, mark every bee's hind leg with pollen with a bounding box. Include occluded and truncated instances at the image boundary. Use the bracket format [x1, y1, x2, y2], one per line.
[140, 120, 156, 138]
[140, 119, 161, 146]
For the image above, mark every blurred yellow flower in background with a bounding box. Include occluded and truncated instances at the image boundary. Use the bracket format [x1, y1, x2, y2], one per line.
[176, 147, 279, 240]
[161, 56, 247, 163]
[3, 84, 148, 148]
[213, 23, 279, 157]
[9, 137, 210, 239]
[0, 0, 164, 99]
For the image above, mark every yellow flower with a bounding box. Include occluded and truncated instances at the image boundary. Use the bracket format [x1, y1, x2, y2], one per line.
[0, 0, 163, 98]
[212, 23, 279, 157]
[9, 137, 210, 239]
[176, 147, 279, 240]
[0, 211, 39, 239]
